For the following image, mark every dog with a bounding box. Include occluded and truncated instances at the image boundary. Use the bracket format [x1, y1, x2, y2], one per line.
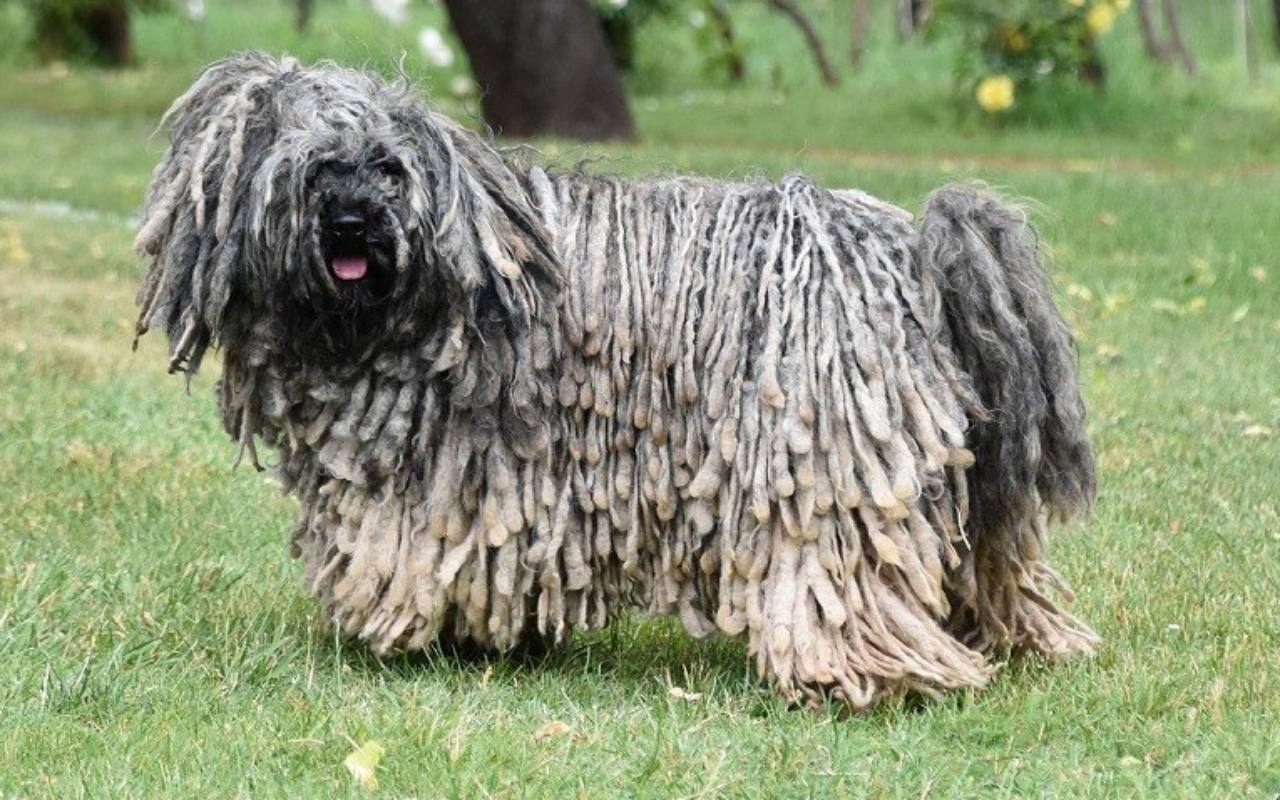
[135, 52, 1097, 709]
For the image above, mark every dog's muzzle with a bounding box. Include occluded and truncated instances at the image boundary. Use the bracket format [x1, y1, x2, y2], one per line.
[325, 211, 369, 282]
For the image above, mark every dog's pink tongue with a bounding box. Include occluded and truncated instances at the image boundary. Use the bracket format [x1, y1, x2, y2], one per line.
[332, 256, 368, 281]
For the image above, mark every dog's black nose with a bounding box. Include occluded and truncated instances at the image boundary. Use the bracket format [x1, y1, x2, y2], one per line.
[330, 212, 365, 237]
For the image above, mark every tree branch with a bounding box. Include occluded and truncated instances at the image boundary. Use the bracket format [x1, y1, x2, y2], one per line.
[706, 1, 745, 82]
[1273, 0, 1280, 53]
[764, 0, 840, 86]
[1134, 0, 1172, 64]
[296, 0, 314, 33]
[1160, 0, 1198, 78]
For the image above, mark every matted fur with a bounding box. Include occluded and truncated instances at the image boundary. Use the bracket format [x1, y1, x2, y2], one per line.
[135, 53, 1098, 709]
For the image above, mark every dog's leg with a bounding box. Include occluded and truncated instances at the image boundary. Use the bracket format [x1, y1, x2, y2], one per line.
[945, 516, 1101, 660]
[746, 517, 992, 711]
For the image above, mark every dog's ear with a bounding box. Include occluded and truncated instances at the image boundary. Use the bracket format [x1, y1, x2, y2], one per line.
[134, 51, 293, 375]
[401, 109, 562, 331]
[396, 108, 564, 454]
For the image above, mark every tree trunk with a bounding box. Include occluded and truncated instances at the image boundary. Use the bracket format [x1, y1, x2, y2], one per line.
[764, 0, 840, 86]
[896, 0, 928, 39]
[1134, 0, 1172, 64]
[85, 0, 131, 64]
[598, 11, 637, 71]
[1079, 34, 1107, 87]
[296, 0, 314, 33]
[34, 0, 133, 66]
[915, 0, 931, 30]
[1236, 0, 1260, 82]
[443, 0, 635, 141]
[1160, 0, 1198, 77]
[1273, 0, 1280, 52]
[850, 0, 871, 68]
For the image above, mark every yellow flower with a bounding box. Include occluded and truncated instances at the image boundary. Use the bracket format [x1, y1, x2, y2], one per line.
[1086, 3, 1116, 35]
[975, 75, 1015, 113]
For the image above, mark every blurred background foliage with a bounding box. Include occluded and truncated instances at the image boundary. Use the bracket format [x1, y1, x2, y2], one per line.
[1, 0, 1276, 125]
[0, 0, 1277, 179]
[934, 0, 1127, 100]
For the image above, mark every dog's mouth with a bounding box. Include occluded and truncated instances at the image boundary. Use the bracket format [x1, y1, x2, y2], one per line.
[325, 211, 371, 282]
[331, 254, 368, 282]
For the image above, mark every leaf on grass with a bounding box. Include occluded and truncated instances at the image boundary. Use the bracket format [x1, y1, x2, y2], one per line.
[1185, 258, 1216, 287]
[668, 686, 703, 703]
[533, 721, 572, 743]
[344, 740, 385, 791]
[1097, 211, 1118, 227]
[2, 232, 30, 266]
[1066, 283, 1094, 303]
[1250, 266, 1268, 283]
[1242, 425, 1273, 438]
[1230, 305, 1249, 324]
[1152, 297, 1206, 316]
[1093, 343, 1120, 364]
[1101, 292, 1132, 314]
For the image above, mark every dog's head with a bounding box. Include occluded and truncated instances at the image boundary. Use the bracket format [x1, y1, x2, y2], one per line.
[136, 52, 560, 373]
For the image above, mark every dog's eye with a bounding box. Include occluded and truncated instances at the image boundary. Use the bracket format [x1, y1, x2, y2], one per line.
[376, 160, 404, 180]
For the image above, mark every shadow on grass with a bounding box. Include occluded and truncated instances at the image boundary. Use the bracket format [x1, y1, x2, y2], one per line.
[337, 612, 752, 687]
[329, 610, 1022, 722]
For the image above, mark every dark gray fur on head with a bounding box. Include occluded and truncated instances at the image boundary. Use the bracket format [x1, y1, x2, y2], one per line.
[136, 52, 1097, 711]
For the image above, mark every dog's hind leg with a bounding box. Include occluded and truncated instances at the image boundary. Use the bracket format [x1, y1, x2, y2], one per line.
[746, 517, 992, 711]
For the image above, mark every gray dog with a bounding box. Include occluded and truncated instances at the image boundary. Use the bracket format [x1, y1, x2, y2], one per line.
[135, 52, 1097, 710]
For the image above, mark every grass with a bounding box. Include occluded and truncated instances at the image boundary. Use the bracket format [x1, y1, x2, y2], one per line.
[2, 2, 1280, 797]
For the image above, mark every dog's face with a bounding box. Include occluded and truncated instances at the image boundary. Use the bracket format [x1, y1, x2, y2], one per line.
[275, 141, 426, 360]
[314, 153, 403, 295]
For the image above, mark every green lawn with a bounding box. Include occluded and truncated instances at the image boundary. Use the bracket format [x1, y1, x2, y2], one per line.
[2, 2, 1279, 797]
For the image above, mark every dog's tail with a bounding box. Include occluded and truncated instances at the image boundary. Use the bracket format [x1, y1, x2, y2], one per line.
[917, 184, 1095, 540]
